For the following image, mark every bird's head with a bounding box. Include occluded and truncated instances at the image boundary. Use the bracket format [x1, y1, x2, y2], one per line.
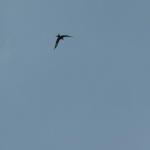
[56, 34, 60, 37]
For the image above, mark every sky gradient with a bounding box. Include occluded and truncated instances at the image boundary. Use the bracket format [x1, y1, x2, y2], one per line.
[1, 0, 150, 150]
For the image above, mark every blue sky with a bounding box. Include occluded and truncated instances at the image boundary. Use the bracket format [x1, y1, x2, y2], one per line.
[0, 0, 150, 149]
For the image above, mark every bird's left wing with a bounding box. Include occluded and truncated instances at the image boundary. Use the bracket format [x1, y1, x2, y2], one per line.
[54, 38, 60, 49]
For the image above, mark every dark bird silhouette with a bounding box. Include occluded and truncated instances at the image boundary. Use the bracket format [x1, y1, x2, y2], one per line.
[54, 34, 72, 49]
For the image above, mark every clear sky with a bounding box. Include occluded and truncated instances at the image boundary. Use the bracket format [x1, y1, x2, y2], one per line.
[1, 0, 150, 149]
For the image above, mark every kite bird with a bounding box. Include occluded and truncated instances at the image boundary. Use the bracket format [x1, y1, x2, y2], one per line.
[54, 34, 72, 49]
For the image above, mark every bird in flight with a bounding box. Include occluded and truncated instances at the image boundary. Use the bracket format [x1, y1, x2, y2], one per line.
[54, 34, 72, 49]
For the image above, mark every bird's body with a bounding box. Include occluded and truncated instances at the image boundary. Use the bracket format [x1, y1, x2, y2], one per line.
[54, 34, 72, 49]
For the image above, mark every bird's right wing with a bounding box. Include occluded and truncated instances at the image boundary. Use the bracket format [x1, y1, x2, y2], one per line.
[62, 35, 72, 38]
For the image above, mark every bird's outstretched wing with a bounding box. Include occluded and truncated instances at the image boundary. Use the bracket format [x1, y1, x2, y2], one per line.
[62, 35, 72, 38]
[54, 37, 60, 49]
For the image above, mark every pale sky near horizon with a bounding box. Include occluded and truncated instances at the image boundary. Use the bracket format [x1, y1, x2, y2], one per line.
[0, 0, 150, 150]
